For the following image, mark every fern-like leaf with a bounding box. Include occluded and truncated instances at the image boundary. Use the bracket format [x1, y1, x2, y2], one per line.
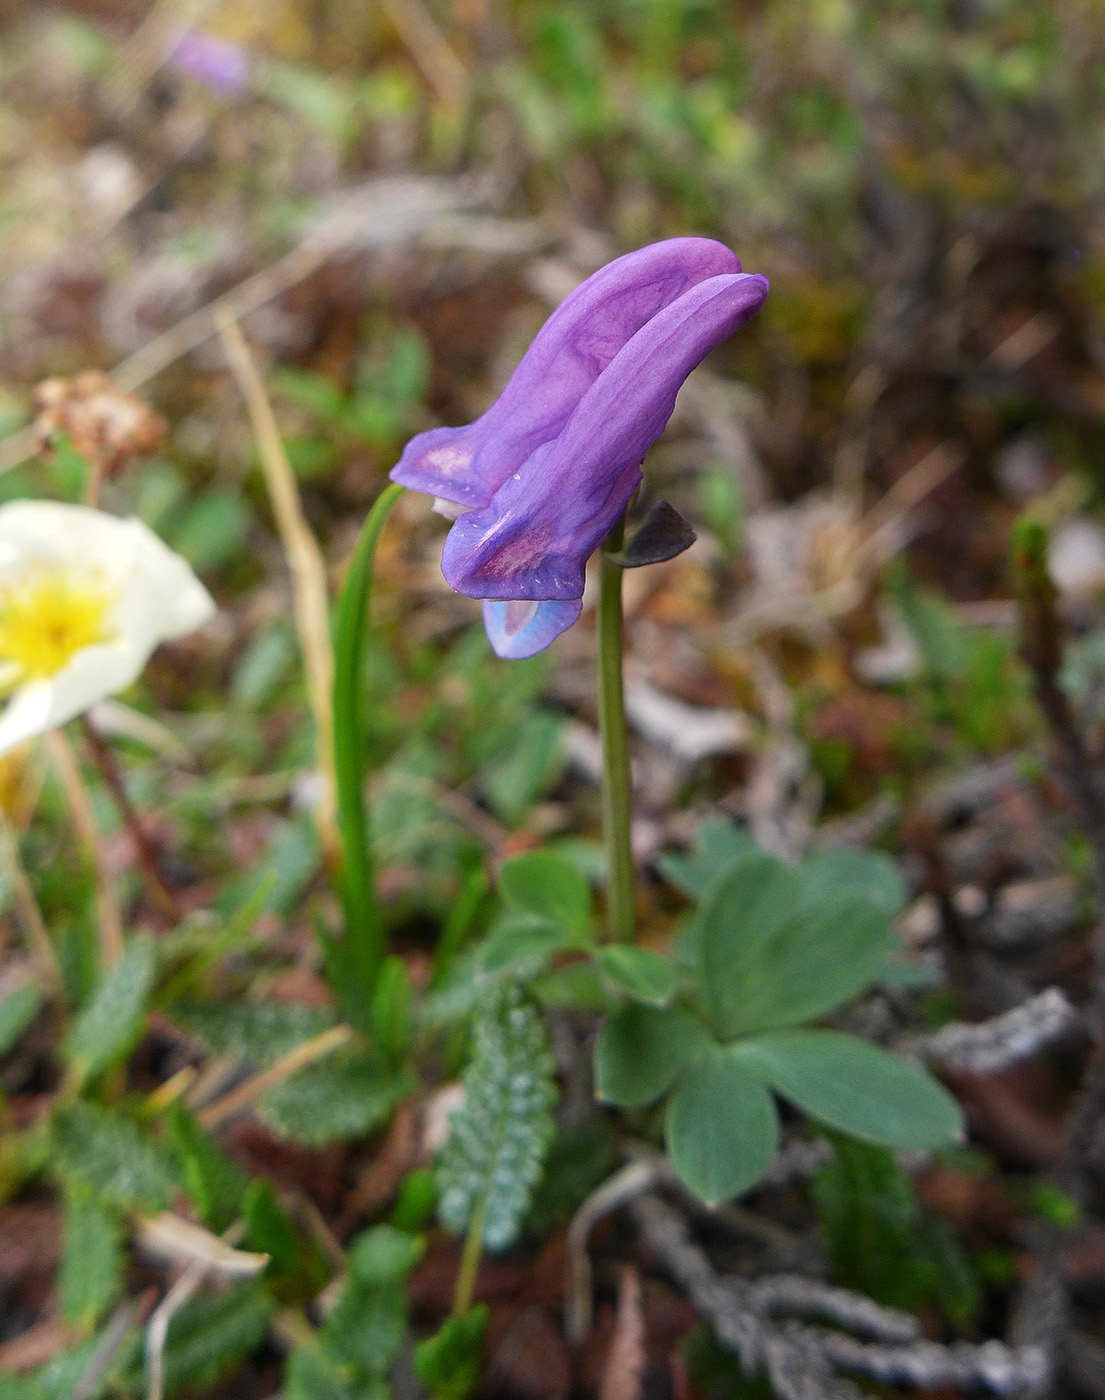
[436, 987, 557, 1251]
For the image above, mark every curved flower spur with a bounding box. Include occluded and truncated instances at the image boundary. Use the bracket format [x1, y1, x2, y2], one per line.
[392, 238, 768, 658]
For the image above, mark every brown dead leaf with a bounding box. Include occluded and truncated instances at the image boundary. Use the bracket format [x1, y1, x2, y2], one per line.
[484, 1305, 571, 1400]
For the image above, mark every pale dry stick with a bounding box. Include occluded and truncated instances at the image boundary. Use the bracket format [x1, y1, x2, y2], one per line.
[565, 1158, 662, 1344]
[45, 729, 125, 968]
[145, 1222, 246, 1400]
[851, 441, 967, 572]
[377, 0, 469, 105]
[197, 1024, 353, 1130]
[72, 1297, 146, 1400]
[216, 311, 339, 867]
[0, 245, 330, 478]
[0, 819, 63, 995]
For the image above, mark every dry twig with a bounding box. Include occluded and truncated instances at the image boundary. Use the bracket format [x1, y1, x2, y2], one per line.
[217, 312, 339, 867]
[633, 1194, 1046, 1399]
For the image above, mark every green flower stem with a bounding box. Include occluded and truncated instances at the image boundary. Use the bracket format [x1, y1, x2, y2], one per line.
[597, 515, 636, 943]
[453, 1198, 487, 1317]
[332, 482, 404, 995]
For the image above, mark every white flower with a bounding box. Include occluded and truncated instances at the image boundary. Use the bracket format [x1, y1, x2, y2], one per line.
[0, 500, 216, 754]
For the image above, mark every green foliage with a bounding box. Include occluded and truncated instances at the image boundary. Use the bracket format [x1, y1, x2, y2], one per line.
[665, 1048, 780, 1206]
[414, 1306, 489, 1400]
[51, 1101, 176, 1211]
[257, 1050, 412, 1146]
[170, 998, 336, 1065]
[63, 936, 155, 1081]
[481, 709, 565, 824]
[738, 1031, 962, 1150]
[243, 1179, 303, 1275]
[597, 944, 678, 1005]
[285, 1224, 423, 1399]
[168, 1101, 249, 1232]
[170, 489, 250, 573]
[525, 1120, 619, 1235]
[59, 1181, 124, 1328]
[0, 981, 40, 1056]
[592, 825, 960, 1203]
[596, 1003, 710, 1108]
[657, 819, 760, 902]
[499, 851, 592, 935]
[276, 326, 428, 468]
[370, 954, 414, 1062]
[697, 851, 891, 1037]
[124, 1281, 275, 1396]
[889, 562, 1033, 752]
[436, 987, 558, 1250]
[329, 482, 405, 1023]
[0, 1337, 106, 1400]
[814, 1138, 980, 1326]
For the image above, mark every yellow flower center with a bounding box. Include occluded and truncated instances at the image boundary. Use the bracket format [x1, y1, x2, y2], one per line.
[0, 564, 116, 684]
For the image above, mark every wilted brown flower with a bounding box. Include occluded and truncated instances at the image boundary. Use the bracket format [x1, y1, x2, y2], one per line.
[32, 371, 167, 481]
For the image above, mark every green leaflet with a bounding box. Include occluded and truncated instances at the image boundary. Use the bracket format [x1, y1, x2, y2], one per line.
[63, 936, 156, 1081]
[59, 1182, 124, 1328]
[170, 998, 335, 1065]
[436, 987, 558, 1251]
[51, 1102, 176, 1212]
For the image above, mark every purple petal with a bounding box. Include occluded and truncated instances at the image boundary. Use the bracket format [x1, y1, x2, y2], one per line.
[482, 597, 583, 658]
[167, 29, 250, 94]
[391, 238, 742, 508]
[442, 271, 769, 602]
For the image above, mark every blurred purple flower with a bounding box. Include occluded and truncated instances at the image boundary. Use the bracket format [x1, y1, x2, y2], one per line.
[166, 29, 250, 95]
[393, 238, 768, 658]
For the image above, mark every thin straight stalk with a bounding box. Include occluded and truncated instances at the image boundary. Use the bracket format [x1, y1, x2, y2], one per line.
[217, 311, 339, 867]
[46, 729, 124, 968]
[453, 1199, 487, 1317]
[79, 715, 178, 924]
[597, 516, 636, 943]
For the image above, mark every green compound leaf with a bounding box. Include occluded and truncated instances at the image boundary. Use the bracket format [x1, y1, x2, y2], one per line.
[290, 1226, 422, 1393]
[597, 945, 678, 1006]
[414, 1305, 489, 1400]
[476, 911, 585, 978]
[657, 821, 760, 902]
[436, 987, 558, 1251]
[0, 981, 41, 1058]
[285, 1345, 388, 1400]
[595, 1003, 710, 1108]
[51, 1102, 176, 1212]
[347, 1224, 425, 1285]
[665, 1047, 779, 1206]
[498, 851, 593, 936]
[257, 1052, 411, 1147]
[63, 937, 156, 1081]
[59, 1182, 124, 1329]
[170, 998, 335, 1065]
[699, 856, 891, 1037]
[796, 847, 908, 918]
[740, 1031, 963, 1150]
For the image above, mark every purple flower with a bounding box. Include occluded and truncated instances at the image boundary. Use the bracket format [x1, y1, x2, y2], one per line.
[393, 238, 768, 657]
[167, 29, 251, 95]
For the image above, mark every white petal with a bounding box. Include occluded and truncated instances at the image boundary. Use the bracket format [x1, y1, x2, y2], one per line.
[0, 500, 217, 750]
[0, 681, 54, 755]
